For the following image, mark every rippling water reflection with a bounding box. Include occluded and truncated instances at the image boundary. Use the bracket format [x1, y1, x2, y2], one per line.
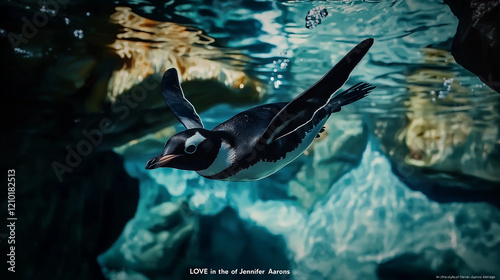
[105, 1, 500, 279]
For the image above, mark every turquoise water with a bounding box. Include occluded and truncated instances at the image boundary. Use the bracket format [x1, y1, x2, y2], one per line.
[6, 0, 498, 279]
[95, 1, 500, 279]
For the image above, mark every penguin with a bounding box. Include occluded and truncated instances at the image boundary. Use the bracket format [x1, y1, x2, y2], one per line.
[145, 38, 375, 181]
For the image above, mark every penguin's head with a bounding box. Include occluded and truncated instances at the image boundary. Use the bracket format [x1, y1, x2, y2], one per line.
[145, 129, 220, 171]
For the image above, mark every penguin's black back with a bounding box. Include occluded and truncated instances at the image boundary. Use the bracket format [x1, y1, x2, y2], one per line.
[212, 102, 287, 154]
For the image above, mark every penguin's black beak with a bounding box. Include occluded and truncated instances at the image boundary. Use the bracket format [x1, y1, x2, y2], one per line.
[145, 154, 179, 169]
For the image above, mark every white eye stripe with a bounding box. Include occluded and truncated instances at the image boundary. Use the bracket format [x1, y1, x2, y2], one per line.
[185, 132, 206, 153]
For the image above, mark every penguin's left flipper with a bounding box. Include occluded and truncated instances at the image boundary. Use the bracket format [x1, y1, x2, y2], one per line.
[260, 38, 374, 143]
[161, 68, 204, 129]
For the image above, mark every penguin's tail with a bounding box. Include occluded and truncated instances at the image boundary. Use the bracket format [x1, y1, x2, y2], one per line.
[332, 82, 375, 107]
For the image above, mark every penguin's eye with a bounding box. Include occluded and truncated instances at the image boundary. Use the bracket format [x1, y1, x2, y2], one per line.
[185, 144, 196, 154]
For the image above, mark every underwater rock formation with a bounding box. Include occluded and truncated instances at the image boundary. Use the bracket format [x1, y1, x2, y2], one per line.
[277, 145, 500, 280]
[107, 7, 263, 102]
[399, 70, 499, 183]
[98, 203, 291, 280]
[374, 60, 500, 202]
[195, 207, 291, 280]
[444, 0, 500, 93]
[98, 202, 195, 279]
[120, 143, 500, 280]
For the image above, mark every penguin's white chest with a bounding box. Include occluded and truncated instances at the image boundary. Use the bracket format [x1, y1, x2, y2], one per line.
[196, 141, 236, 178]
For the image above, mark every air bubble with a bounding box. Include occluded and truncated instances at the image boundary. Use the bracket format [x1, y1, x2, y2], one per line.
[73, 29, 84, 39]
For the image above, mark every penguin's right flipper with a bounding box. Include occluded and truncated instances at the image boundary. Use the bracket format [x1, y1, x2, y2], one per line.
[161, 68, 204, 129]
[259, 38, 374, 143]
